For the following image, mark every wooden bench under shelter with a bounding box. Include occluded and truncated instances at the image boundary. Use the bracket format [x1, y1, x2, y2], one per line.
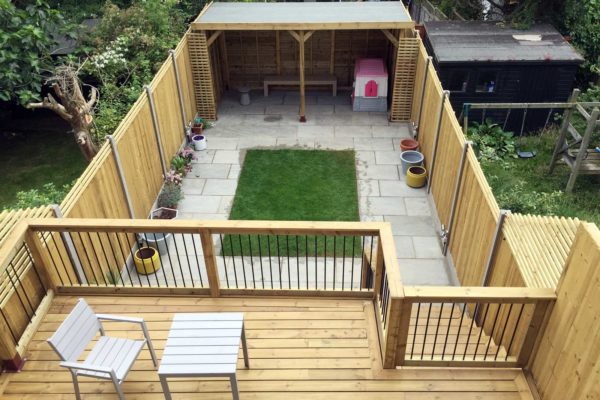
[189, 2, 418, 122]
[264, 75, 337, 96]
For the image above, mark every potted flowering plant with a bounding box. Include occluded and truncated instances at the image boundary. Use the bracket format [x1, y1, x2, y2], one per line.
[142, 170, 183, 255]
[171, 146, 196, 176]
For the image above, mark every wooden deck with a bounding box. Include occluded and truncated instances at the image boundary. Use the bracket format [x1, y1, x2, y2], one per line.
[1, 296, 533, 399]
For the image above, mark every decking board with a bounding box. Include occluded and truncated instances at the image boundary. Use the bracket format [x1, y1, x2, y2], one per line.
[2, 295, 533, 399]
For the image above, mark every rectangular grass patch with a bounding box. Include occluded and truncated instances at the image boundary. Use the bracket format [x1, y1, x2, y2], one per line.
[223, 149, 360, 256]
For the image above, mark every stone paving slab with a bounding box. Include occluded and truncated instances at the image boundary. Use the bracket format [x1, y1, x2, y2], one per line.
[175, 91, 454, 286]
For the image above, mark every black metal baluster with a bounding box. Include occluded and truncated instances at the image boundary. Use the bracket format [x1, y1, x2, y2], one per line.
[131, 233, 150, 287]
[158, 232, 176, 287]
[96, 232, 118, 287]
[7, 262, 33, 319]
[190, 234, 203, 287]
[350, 236, 356, 290]
[25, 246, 47, 292]
[149, 233, 165, 287]
[421, 303, 433, 359]
[342, 236, 346, 291]
[452, 304, 467, 360]
[286, 236, 291, 289]
[248, 235, 256, 289]
[305, 235, 308, 290]
[505, 303, 525, 361]
[410, 303, 421, 360]
[86, 232, 108, 286]
[113, 233, 134, 287]
[484, 304, 501, 359]
[473, 304, 490, 360]
[219, 235, 230, 288]
[431, 303, 444, 360]
[257, 235, 265, 289]
[359, 236, 365, 290]
[0, 309, 18, 344]
[333, 236, 337, 290]
[40, 233, 66, 286]
[314, 235, 317, 290]
[276, 235, 282, 289]
[104, 232, 125, 287]
[228, 235, 238, 287]
[181, 233, 195, 288]
[50, 232, 74, 285]
[75, 232, 100, 286]
[267, 235, 273, 289]
[441, 303, 455, 360]
[463, 303, 478, 360]
[495, 304, 514, 361]
[295, 235, 300, 289]
[238, 235, 247, 289]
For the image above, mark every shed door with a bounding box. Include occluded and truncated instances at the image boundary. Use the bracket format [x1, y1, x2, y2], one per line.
[365, 80, 378, 97]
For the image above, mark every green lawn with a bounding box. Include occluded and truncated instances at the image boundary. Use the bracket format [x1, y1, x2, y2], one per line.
[223, 149, 361, 256]
[0, 130, 87, 209]
[481, 128, 600, 226]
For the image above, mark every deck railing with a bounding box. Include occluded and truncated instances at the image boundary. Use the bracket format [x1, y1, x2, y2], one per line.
[0, 218, 557, 372]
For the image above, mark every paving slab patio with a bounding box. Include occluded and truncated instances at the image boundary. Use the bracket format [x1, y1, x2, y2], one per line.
[175, 90, 455, 286]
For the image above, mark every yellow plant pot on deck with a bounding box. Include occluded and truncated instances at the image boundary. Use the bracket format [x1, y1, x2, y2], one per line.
[406, 166, 427, 188]
[134, 247, 161, 275]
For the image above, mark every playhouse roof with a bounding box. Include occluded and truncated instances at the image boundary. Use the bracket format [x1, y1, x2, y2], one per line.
[424, 21, 584, 64]
[192, 2, 414, 31]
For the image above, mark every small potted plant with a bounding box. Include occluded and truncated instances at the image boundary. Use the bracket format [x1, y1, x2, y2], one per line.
[171, 146, 196, 176]
[143, 171, 183, 255]
[133, 246, 161, 275]
[191, 113, 204, 135]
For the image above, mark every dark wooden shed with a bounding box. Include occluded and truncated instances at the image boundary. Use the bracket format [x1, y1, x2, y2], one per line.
[423, 21, 584, 133]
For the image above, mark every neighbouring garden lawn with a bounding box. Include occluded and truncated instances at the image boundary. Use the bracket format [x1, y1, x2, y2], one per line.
[480, 129, 600, 226]
[0, 128, 87, 209]
[223, 149, 360, 256]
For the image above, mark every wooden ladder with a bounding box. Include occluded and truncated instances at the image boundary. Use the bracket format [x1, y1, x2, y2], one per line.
[549, 90, 600, 193]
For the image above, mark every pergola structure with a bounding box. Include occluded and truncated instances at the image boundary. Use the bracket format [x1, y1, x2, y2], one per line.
[188, 2, 418, 122]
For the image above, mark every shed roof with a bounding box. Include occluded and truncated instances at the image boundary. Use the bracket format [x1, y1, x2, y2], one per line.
[192, 2, 414, 31]
[424, 21, 583, 64]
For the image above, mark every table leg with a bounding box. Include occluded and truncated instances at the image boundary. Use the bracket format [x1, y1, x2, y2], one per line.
[230, 374, 240, 400]
[241, 323, 249, 368]
[159, 375, 172, 400]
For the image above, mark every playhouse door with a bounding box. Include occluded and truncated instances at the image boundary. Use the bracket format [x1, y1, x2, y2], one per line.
[365, 80, 378, 97]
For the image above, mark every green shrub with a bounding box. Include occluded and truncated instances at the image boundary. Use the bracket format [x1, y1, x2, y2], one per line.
[467, 119, 517, 162]
[494, 181, 563, 215]
[12, 182, 72, 209]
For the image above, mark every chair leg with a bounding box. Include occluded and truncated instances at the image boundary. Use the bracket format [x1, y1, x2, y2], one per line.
[141, 322, 158, 368]
[113, 379, 126, 400]
[70, 371, 81, 400]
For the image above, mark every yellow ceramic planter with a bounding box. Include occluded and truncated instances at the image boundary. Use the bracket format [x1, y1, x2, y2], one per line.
[134, 247, 161, 275]
[406, 166, 427, 188]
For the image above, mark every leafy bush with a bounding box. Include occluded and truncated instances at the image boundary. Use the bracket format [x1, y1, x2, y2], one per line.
[171, 146, 195, 176]
[467, 119, 517, 162]
[494, 181, 563, 215]
[157, 181, 183, 209]
[12, 182, 72, 209]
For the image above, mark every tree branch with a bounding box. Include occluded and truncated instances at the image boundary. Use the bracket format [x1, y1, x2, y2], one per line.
[26, 96, 72, 121]
[85, 87, 98, 113]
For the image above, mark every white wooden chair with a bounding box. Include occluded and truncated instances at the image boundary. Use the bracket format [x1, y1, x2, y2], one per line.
[47, 298, 158, 400]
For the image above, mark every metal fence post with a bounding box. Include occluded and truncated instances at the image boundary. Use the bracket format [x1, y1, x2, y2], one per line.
[169, 49, 188, 132]
[442, 140, 470, 255]
[107, 135, 136, 219]
[50, 204, 86, 285]
[144, 85, 168, 176]
[426, 90, 449, 194]
[415, 56, 431, 140]
[481, 210, 509, 286]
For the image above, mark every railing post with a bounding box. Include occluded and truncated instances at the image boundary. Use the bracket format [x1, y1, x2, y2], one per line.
[372, 238, 384, 297]
[382, 298, 412, 368]
[517, 300, 550, 366]
[24, 230, 57, 292]
[199, 229, 220, 297]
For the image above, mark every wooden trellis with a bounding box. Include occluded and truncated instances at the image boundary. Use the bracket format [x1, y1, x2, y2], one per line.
[391, 36, 419, 121]
[188, 31, 217, 120]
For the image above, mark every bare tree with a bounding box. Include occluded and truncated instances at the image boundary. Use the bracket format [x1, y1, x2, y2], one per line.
[27, 65, 99, 162]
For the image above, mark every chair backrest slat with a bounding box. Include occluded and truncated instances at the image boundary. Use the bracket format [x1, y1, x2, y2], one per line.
[47, 299, 101, 361]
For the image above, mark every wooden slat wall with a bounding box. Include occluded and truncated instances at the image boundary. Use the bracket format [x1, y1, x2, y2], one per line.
[530, 223, 600, 400]
[390, 36, 419, 121]
[224, 30, 390, 90]
[410, 42, 428, 124]
[189, 31, 217, 120]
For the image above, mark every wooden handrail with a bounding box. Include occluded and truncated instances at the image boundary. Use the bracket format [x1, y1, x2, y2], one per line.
[25, 218, 383, 236]
[403, 286, 557, 303]
[0, 220, 29, 277]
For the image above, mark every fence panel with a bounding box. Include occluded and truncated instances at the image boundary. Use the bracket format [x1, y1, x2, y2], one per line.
[531, 223, 600, 400]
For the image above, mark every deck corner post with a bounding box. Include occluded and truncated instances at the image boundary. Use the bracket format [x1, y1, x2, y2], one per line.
[24, 228, 58, 292]
[199, 229, 220, 297]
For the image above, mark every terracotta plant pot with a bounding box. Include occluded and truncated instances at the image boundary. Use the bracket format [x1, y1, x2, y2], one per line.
[406, 166, 427, 188]
[191, 123, 203, 135]
[134, 247, 161, 275]
[400, 138, 419, 152]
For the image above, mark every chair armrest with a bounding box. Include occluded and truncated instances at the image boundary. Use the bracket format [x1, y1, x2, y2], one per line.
[96, 314, 144, 324]
[60, 361, 115, 375]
